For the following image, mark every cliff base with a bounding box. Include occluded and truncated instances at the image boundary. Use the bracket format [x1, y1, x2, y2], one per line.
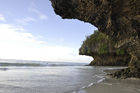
[90, 54, 130, 66]
[109, 68, 140, 79]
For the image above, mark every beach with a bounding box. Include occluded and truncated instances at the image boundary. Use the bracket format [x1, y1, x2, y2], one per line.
[0, 65, 107, 93]
[76, 73, 140, 93]
[0, 60, 139, 93]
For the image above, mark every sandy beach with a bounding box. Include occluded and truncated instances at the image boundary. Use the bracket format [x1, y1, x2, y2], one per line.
[0, 65, 140, 93]
[76, 75, 140, 93]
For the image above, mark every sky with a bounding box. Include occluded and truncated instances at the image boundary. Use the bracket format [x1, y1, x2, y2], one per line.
[0, 0, 97, 63]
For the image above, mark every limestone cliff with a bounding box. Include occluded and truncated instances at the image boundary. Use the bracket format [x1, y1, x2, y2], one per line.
[79, 30, 130, 66]
[50, 0, 140, 78]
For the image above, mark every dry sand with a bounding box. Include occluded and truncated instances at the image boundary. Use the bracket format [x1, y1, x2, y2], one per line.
[76, 77, 140, 93]
[73, 68, 140, 93]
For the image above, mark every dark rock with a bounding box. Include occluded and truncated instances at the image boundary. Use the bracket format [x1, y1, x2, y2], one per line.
[89, 55, 130, 66]
[50, 0, 140, 78]
[79, 31, 130, 66]
[109, 68, 140, 79]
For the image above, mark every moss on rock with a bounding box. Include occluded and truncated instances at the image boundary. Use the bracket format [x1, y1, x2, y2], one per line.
[50, 0, 140, 78]
[79, 30, 130, 66]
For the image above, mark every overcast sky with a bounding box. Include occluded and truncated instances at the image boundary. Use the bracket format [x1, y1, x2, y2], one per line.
[0, 0, 97, 63]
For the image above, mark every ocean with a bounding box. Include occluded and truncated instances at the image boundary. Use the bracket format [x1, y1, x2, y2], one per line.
[0, 59, 121, 93]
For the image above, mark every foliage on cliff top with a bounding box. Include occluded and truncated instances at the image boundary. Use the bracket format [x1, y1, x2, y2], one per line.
[79, 30, 126, 55]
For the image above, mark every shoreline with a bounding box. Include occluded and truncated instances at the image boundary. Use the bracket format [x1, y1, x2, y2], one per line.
[74, 69, 140, 93]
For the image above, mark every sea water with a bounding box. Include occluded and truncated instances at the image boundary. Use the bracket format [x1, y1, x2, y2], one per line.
[0, 59, 120, 93]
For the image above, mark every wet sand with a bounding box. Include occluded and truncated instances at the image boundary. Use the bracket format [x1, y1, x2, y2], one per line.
[76, 76, 140, 93]
[1, 67, 140, 93]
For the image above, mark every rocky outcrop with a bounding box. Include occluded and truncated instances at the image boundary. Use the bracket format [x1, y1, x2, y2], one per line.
[79, 31, 130, 66]
[50, 0, 140, 78]
[89, 55, 129, 66]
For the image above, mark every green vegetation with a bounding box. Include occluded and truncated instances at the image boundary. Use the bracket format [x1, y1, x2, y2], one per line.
[79, 30, 126, 55]
[116, 49, 125, 55]
[79, 30, 130, 66]
[98, 44, 108, 54]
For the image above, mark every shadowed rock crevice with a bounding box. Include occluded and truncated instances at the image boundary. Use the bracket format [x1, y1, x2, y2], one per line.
[50, 0, 140, 78]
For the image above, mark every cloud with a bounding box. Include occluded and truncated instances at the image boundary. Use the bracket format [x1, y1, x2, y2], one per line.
[39, 14, 48, 20]
[0, 14, 6, 22]
[0, 24, 37, 43]
[0, 24, 92, 63]
[29, 2, 48, 20]
[16, 17, 36, 25]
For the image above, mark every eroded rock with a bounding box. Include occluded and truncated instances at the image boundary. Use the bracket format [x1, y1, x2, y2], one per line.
[50, 0, 140, 78]
[79, 31, 130, 66]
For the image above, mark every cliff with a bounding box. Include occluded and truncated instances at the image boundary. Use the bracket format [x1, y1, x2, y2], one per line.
[50, 0, 140, 78]
[79, 30, 130, 66]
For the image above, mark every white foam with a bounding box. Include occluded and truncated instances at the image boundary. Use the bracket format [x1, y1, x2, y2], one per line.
[71, 78, 105, 93]
[97, 78, 105, 83]
[87, 82, 94, 87]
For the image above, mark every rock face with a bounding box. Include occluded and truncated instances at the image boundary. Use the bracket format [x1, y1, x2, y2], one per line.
[79, 31, 130, 66]
[50, 0, 140, 78]
[89, 55, 129, 66]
